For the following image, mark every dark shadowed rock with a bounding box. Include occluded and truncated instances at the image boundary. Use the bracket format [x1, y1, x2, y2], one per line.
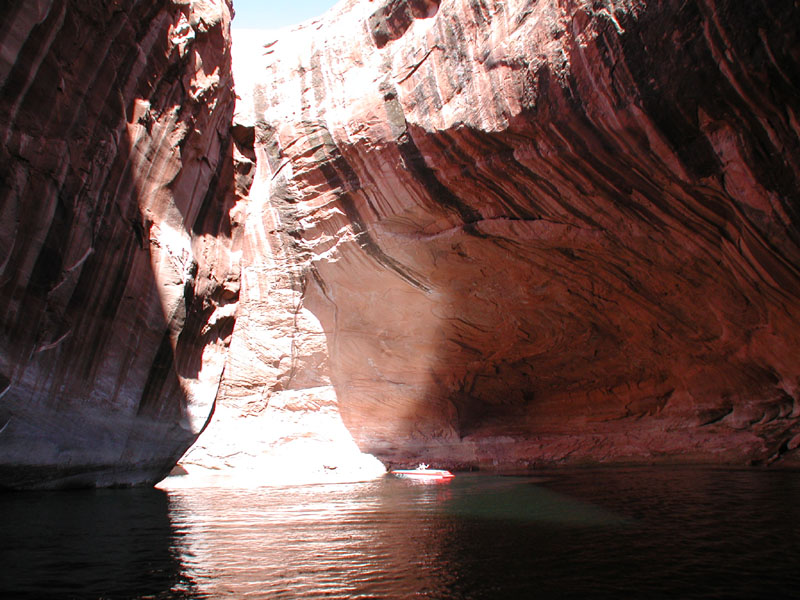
[0, 0, 245, 488]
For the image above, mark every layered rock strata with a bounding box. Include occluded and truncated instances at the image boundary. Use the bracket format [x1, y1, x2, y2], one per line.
[233, 0, 800, 468]
[170, 29, 387, 486]
[0, 0, 244, 488]
[3, 0, 800, 487]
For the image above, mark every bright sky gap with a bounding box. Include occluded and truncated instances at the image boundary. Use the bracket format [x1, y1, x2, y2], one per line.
[231, 0, 342, 29]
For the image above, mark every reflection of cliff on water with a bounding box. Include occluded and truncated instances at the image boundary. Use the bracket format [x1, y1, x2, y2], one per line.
[164, 479, 455, 598]
[3, 469, 799, 598]
[0, 488, 195, 599]
[160, 474, 627, 598]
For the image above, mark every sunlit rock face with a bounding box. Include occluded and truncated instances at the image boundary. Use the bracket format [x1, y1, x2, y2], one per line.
[169, 29, 388, 486]
[3, 0, 799, 488]
[0, 0, 244, 488]
[236, 0, 800, 468]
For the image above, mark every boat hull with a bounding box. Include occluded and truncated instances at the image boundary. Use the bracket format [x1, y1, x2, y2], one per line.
[390, 469, 454, 482]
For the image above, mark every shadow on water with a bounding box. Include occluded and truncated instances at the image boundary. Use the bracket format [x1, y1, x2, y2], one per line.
[0, 488, 196, 600]
[434, 474, 629, 525]
[440, 468, 800, 600]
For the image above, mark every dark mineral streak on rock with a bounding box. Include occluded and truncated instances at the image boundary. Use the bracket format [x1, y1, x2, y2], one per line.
[369, 0, 441, 48]
[397, 127, 486, 234]
[295, 70, 430, 292]
[0, 0, 242, 489]
[3, 0, 800, 486]
[235, 0, 800, 469]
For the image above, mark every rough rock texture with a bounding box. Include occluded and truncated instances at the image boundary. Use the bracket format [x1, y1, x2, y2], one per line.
[3, 0, 800, 487]
[169, 386, 386, 487]
[166, 30, 387, 486]
[233, 0, 800, 469]
[0, 0, 244, 488]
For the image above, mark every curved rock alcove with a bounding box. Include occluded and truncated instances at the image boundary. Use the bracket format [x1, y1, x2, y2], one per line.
[220, 0, 800, 471]
[1, 0, 799, 488]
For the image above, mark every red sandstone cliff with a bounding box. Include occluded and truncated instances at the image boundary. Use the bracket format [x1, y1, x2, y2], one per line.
[3, 0, 800, 488]
[229, 0, 800, 469]
[0, 0, 247, 488]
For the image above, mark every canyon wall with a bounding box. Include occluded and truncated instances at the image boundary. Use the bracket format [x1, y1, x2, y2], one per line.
[233, 0, 800, 469]
[2, 0, 799, 488]
[171, 29, 387, 486]
[0, 0, 245, 488]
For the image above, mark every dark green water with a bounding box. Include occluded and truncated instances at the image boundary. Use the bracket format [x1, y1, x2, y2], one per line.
[1, 467, 799, 598]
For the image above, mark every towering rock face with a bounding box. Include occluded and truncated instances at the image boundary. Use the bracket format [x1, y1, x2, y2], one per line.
[2, 0, 799, 488]
[0, 0, 245, 488]
[233, 0, 800, 468]
[171, 29, 387, 486]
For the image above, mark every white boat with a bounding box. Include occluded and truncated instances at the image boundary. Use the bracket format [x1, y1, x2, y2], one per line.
[390, 463, 454, 482]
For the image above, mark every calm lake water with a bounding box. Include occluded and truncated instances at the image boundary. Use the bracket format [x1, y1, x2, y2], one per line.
[1, 467, 799, 599]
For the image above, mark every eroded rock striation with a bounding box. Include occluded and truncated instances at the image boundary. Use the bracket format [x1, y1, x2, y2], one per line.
[233, 0, 800, 468]
[2, 0, 800, 487]
[0, 0, 246, 488]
